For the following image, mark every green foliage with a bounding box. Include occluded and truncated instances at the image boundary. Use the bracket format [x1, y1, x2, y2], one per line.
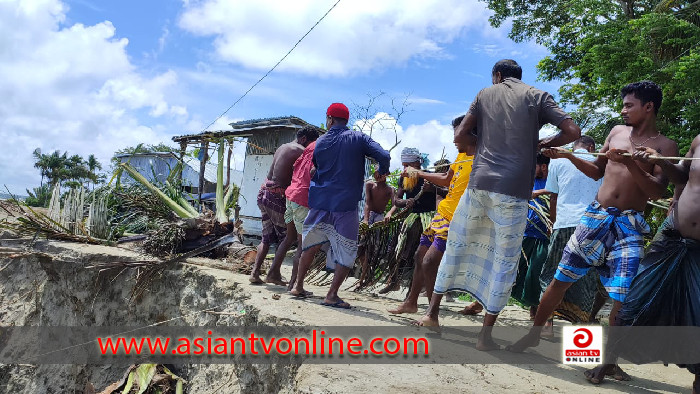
[32, 148, 103, 190]
[111, 142, 178, 167]
[483, 0, 700, 154]
[644, 205, 670, 244]
[24, 185, 51, 207]
[110, 184, 173, 236]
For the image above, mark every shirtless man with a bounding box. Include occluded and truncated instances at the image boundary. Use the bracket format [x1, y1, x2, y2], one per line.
[635, 134, 699, 392]
[507, 81, 679, 374]
[583, 135, 700, 390]
[356, 171, 394, 279]
[363, 171, 393, 225]
[249, 126, 320, 285]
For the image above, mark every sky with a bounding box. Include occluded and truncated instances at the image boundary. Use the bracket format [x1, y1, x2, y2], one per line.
[0, 0, 565, 194]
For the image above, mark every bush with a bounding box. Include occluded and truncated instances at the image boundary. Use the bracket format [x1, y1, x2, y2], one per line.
[24, 185, 51, 207]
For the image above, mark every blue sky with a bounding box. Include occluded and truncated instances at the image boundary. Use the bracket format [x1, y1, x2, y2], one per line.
[0, 0, 564, 194]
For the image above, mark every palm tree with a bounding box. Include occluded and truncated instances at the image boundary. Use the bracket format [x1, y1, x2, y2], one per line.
[32, 148, 50, 187]
[86, 154, 102, 190]
[45, 150, 68, 187]
[61, 154, 91, 189]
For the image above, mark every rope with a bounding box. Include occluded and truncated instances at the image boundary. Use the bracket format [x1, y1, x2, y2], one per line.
[364, 157, 474, 182]
[571, 151, 700, 161]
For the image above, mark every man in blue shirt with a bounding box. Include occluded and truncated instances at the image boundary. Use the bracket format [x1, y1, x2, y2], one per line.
[290, 103, 391, 309]
[510, 154, 551, 318]
[538, 135, 606, 331]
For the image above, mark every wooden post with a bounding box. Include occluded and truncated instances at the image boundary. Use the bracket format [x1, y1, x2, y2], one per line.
[198, 140, 208, 208]
[225, 139, 233, 189]
[178, 141, 186, 188]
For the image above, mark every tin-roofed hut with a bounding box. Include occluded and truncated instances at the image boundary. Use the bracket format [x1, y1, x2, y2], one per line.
[173, 116, 321, 242]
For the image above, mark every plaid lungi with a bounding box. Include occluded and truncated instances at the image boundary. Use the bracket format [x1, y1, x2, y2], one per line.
[554, 201, 650, 302]
[257, 180, 287, 244]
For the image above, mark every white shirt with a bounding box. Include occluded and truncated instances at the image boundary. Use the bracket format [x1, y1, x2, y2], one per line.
[545, 149, 603, 229]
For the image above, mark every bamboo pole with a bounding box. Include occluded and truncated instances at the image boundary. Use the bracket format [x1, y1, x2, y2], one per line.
[178, 141, 186, 188]
[198, 140, 208, 208]
[225, 139, 233, 189]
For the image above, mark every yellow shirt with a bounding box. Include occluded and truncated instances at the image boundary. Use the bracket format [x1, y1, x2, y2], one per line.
[437, 153, 473, 221]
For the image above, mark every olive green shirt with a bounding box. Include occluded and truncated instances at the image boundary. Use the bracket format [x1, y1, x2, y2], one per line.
[467, 78, 571, 200]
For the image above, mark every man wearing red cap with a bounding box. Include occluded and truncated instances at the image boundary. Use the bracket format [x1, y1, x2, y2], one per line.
[290, 103, 391, 309]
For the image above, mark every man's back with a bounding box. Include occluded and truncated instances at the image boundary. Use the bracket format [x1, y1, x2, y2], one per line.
[468, 78, 570, 200]
[546, 152, 602, 229]
[310, 126, 390, 212]
[268, 141, 305, 188]
[286, 141, 316, 207]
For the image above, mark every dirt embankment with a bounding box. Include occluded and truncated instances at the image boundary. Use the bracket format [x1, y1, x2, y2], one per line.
[0, 231, 694, 393]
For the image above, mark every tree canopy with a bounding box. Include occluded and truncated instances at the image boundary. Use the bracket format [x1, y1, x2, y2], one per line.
[483, 0, 700, 151]
[32, 148, 101, 189]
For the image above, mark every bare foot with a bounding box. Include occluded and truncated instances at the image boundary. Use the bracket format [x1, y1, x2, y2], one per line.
[378, 282, 400, 294]
[249, 275, 264, 285]
[476, 333, 501, 352]
[606, 365, 631, 381]
[459, 301, 483, 316]
[584, 364, 616, 385]
[412, 315, 441, 332]
[289, 289, 311, 298]
[264, 276, 288, 286]
[388, 303, 418, 314]
[505, 329, 541, 353]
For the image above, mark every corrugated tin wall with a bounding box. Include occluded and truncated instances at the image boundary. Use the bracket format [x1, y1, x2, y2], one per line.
[118, 156, 216, 192]
[246, 129, 297, 156]
[118, 156, 194, 186]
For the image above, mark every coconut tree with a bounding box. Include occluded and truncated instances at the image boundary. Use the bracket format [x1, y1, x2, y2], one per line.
[45, 150, 68, 187]
[32, 148, 50, 187]
[86, 154, 102, 190]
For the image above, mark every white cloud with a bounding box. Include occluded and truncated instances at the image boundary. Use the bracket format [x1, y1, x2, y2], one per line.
[0, 0, 188, 193]
[354, 113, 458, 171]
[472, 44, 500, 57]
[406, 97, 445, 105]
[178, 0, 493, 77]
[158, 25, 169, 53]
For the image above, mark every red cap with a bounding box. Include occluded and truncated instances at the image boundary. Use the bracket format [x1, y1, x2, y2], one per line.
[326, 103, 349, 120]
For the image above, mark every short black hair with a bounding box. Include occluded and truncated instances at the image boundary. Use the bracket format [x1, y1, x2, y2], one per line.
[574, 135, 596, 150]
[620, 81, 662, 114]
[492, 59, 522, 80]
[452, 115, 465, 128]
[537, 153, 550, 165]
[297, 125, 320, 142]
